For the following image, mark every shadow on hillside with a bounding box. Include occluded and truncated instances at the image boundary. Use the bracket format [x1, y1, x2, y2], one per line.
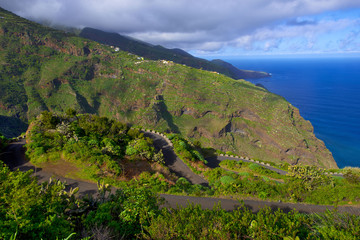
[153, 99, 180, 133]
[0, 115, 28, 138]
[75, 91, 97, 114]
[205, 156, 221, 168]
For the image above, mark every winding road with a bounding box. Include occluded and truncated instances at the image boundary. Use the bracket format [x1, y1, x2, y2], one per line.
[143, 132, 208, 186]
[2, 136, 360, 215]
[206, 155, 287, 175]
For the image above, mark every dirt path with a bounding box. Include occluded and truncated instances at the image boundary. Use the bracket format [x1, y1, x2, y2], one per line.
[2, 139, 360, 215]
[2, 140, 98, 197]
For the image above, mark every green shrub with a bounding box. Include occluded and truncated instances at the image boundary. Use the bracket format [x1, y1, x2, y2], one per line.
[171, 135, 206, 164]
[125, 138, 155, 160]
[258, 191, 269, 200]
[143, 204, 316, 240]
[287, 165, 334, 191]
[225, 151, 235, 156]
[176, 177, 191, 187]
[312, 210, 360, 239]
[220, 175, 236, 185]
[237, 172, 250, 177]
[84, 187, 161, 238]
[249, 163, 260, 171]
[0, 133, 7, 150]
[152, 150, 165, 165]
[344, 170, 360, 184]
[262, 176, 270, 182]
[0, 163, 73, 239]
[26, 112, 159, 181]
[39, 111, 60, 129]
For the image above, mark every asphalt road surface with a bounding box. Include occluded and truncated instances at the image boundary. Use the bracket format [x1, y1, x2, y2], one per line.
[2, 138, 360, 215]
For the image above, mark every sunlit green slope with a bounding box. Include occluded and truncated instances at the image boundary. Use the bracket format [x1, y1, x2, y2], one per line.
[0, 7, 336, 168]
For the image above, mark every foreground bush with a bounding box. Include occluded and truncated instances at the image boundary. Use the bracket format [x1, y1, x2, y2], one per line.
[0, 162, 163, 239]
[144, 203, 360, 240]
[0, 163, 74, 239]
[0, 161, 359, 239]
[26, 111, 162, 181]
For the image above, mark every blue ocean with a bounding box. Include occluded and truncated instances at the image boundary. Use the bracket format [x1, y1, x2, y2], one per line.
[227, 58, 360, 168]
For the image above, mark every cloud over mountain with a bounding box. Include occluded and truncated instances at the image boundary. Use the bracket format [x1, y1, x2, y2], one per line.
[1, 0, 359, 55]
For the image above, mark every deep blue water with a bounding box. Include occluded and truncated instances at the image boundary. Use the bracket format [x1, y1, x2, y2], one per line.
[227, 58, 360, 168]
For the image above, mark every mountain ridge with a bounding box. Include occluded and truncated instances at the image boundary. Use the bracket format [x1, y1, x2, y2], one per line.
[0, 7, 337, 168]
[79, 27, 270, 80]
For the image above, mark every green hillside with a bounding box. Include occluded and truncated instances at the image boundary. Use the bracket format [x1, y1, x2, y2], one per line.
[79, 27, 270, 80]
[0, 7, 336, 168]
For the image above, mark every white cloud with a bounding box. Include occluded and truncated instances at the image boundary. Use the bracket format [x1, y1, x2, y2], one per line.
[232, 18, 359, 52]
[338, 30, 360, 50]
[0, 0, 360, 54]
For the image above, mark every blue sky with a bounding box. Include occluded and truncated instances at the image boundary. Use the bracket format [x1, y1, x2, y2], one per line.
[1, 0, 359, 58]
[195, 8, 360, 58]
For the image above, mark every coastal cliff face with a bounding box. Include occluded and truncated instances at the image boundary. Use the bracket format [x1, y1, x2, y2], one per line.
[133, 69, 336, 169]
[0, 7, 337, 168]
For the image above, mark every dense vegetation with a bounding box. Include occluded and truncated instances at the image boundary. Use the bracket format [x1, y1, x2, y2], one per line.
[26, 111, 212, 196]
[0, 162, 359, 240]
[207, 160, 360, 205]
[26, 111, 165, 183]
[0, 7, 336, 168]
[169, 133, 208, 174]
[26, 111, 360, 206]
[0, 160, 163, 239]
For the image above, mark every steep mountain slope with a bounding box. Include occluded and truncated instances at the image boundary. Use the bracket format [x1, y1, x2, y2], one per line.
[0, 7, 337, 168]
[211, 59, 270, 79]
[79, 27, 270, 80]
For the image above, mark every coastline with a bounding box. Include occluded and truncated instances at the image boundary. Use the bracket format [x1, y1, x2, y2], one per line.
[226, 57, 360, 168]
